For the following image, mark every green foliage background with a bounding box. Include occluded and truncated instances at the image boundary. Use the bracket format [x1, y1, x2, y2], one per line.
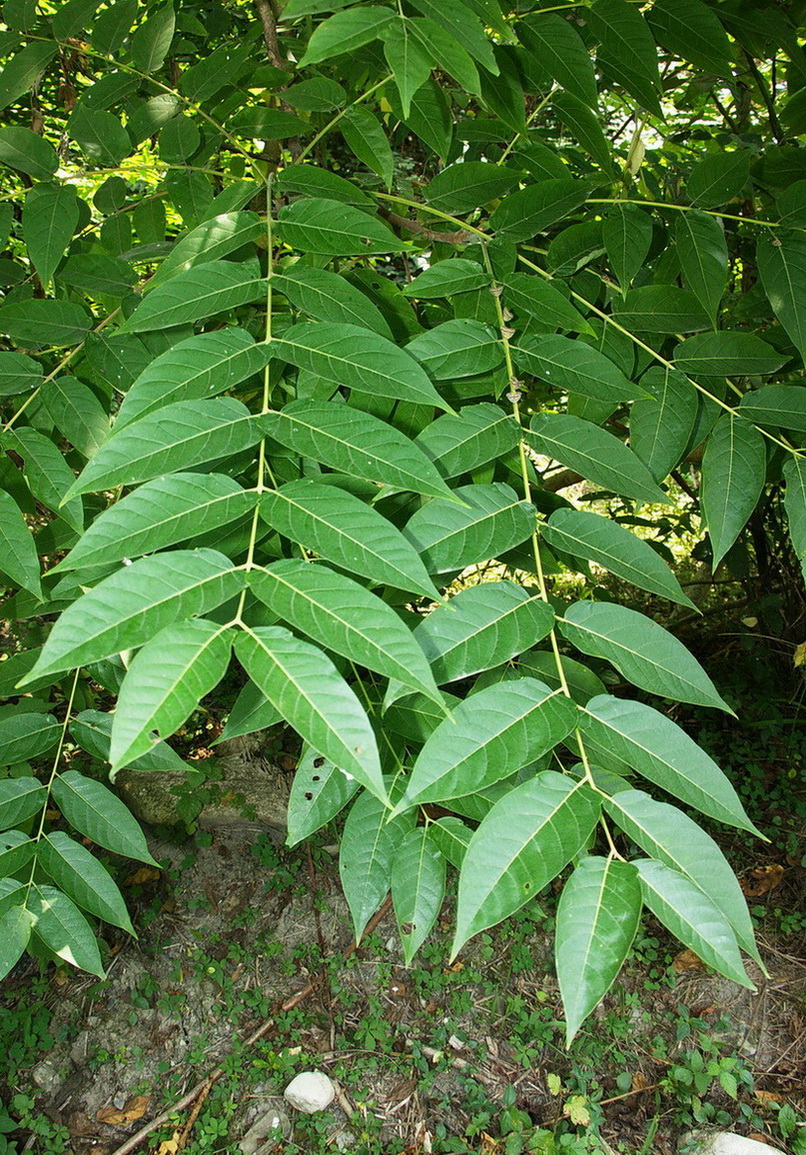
[0, 0, 804, 1041]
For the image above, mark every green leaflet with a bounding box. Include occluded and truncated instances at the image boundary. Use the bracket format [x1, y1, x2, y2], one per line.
[517, 650, 605, 705]
[551, 91, 612, 172]
[542, 509, 696, 609]
[51, 770, 157, 864]
[504, 273, 594, 336]
[19, 550, 244, 683]
[23, 183, 80, 289]
[588, 0, 662, 117]
[0, 780, 47, 829]
[110, 620, 233, 770]
[686, 151, 750, 208]
[0, 712, 60, 765]
[340, 107, 395, 188]
[784, 456, 806, 581]
[407, 319, 503, 380]
[603, 203, 653, 290]
[273, 322, 449, 411]
[275, 266, 392, 337]
[424, 162, 522, 215]
[414, 404, 521, 479]
[403, 483, 535, 574]
[42, 376, 109, 459]
[216, 680, 281, 744]
[392, 827, 446, 963]
[259, 479, 441, 601]
[0, 489, 43, 599]
[636, 859, 753, 989]
[71, 709, 189, 777]
[395, 679, 578, 811]
[631, 367, 699, 483]
[259, 400, 454, 500]
[516, 333, 646, 404]
[130, 2, 175, 72]
[612, 286, 710, 334]
[701, 413, 767, 568]
[248, 560, 441, 701]
[490, 179, 589, 243]
[0, 299, 90, 348]
[38, 831, 134, 933]
[0, 352, 42, 397]
[556, 857, 642, 1044]
[405, 580, 555, 686]
[300, 7, 394, 65]
[428, 816, 472, 868]
[518, 12, 598, 108]
[382, 17, 435, 118]
[403, 259, 489, 300]
[527, 413, 670, 506]
[0, 906, 33, 982]
[405, 0, 498, 73]
[452, 772, 601, 953]
[675, 210, 729, 326]
[0, 126, 59, 180]
[65, 398, 266, 498]
[757, 231, 806, 364]
[27, 884, 104, 977]
[287, 744, 360, 847]
[409, 17, 481, 98]
[739, 386, 806, 433]
[674, 332, 786, 377]
[236, 627, 386, 803]
[277, 198, 402, 255]
[647, 0, 733, 75]
[53, 474, 255, 572]
[150, 212, 264, 287]
[604, 788, 761, 964]
[122, 261, 264, 331]
[276, 166, 374, 207]
[0, 43, 57, 111]
[116, 329, 273, 427]
[559, 601, 731, 711]
[580, 695, 757, 833]
[339, 789, 415, 940]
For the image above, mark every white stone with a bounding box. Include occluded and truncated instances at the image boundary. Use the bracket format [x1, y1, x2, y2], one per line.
[283, 1071, 336, 1114]
[683, 1132, 788, 1155]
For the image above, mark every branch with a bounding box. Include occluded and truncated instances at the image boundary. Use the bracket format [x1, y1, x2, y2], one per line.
[253, 0, 291, 72]
[379, 207, 476, 245]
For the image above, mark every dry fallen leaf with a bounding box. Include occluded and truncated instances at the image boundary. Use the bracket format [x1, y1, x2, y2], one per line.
[97, 1096, 151, 1126]
[631, 1072, 651, 1092]
[123, 866, 161, 886]
[794, 641, 806, 668]
[754, 1090, 782, 1105]
[155, 1131, 182, 1155]
[741, 864, 785, 897]
[673, 948, 705, 973]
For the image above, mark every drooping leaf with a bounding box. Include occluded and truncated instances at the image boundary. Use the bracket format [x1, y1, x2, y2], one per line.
[20, 550, 243, 683]
[516, 333, 645, 404]
[452, 772, 601, 954]
[603, 203, 654, 290]
[527, 414, 669, 506]
[676, 210, 729, 326]
[64, 399, 266, 498]
[248, 560, 441, 701]
[604, 789, 761, 963]
[395, 679, 578, 810]
[784, 456, 806, 580]
[0, 905, 33, 982]
[340, 107, 395, 188]
[277, 198, 402, 255]
[647, 0, 734, 75]
[551, 91, 612, 172]
[503, 273, 594, 336]
[0, 489, 42, 599]
[273, 322, 449, 411]
[259, 479, 441, 601]
[38, 832, 134, 932]
[42, 376, 109, 459]
[556, 857, 642, 1044]
[51, 770, 158, 864]
[7, 426, 84, 532]
[636, 859, 753, 988]
[382, 17, 434, 118]
[542, 510, 696, 609]
[518, 12, 598, 107]
[392, 827, 446, 963]
[53, 474, 256, 572]
[236, 626, 387, 803]
[410, 16, 481, 96]
[0, 126, 59, 180]
[287, 744, 360, 847]
[404, 483, 535, 574]
[28, 884, 104, 976]
[260, 400, 454, 500]
[631, 367, 699, 482]
[339, 789, 414, 940]
[110, 620, 233, 770]
[23, 183, 80, 289]
[588, 0, 662, 116]
[757, 231, 806, 364]
[701, 413, 767, 568]
[405, 0, 498, 73]
[216, 680, 281, 744]
[130, 2, 175, 72]
[560, 601, 731, 710]
[0, 43, 57, 112]
[580, 695, 757, 832]
[122, 261, 264, 332]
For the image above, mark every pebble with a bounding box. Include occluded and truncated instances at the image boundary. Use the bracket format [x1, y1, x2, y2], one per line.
[283, 1071, 336, 1114]
[239, 1099, 291, 1153]
[682, 1132, 787, 1154]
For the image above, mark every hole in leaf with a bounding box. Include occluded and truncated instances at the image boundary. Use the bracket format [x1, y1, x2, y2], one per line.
[304, 792, 313, 801]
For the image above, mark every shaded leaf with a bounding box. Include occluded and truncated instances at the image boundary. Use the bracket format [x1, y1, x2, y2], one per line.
[39, 832, 134, 932]
[28, 884, 104, 976]
[287, 744, 360, 847]
[0, 489, 42, 599]
[701, 414, 767, 568]
[339, 789, 414, 940]
[392, 827, 446, 963]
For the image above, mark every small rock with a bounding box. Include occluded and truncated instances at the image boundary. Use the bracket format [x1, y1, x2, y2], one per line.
[283, 1071, 336, 1114]
[239, 1100, 291, 1153]
[682, 1132, 785, 1154]
[334, 1128, 357, 1151]
[31, 1061, 62, 1094]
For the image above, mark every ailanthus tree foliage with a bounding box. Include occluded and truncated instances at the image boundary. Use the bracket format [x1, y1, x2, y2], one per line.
[1, 0, 805, 1040]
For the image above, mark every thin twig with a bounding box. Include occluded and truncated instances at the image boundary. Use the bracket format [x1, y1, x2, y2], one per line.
[108, 897, 393, 1155]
